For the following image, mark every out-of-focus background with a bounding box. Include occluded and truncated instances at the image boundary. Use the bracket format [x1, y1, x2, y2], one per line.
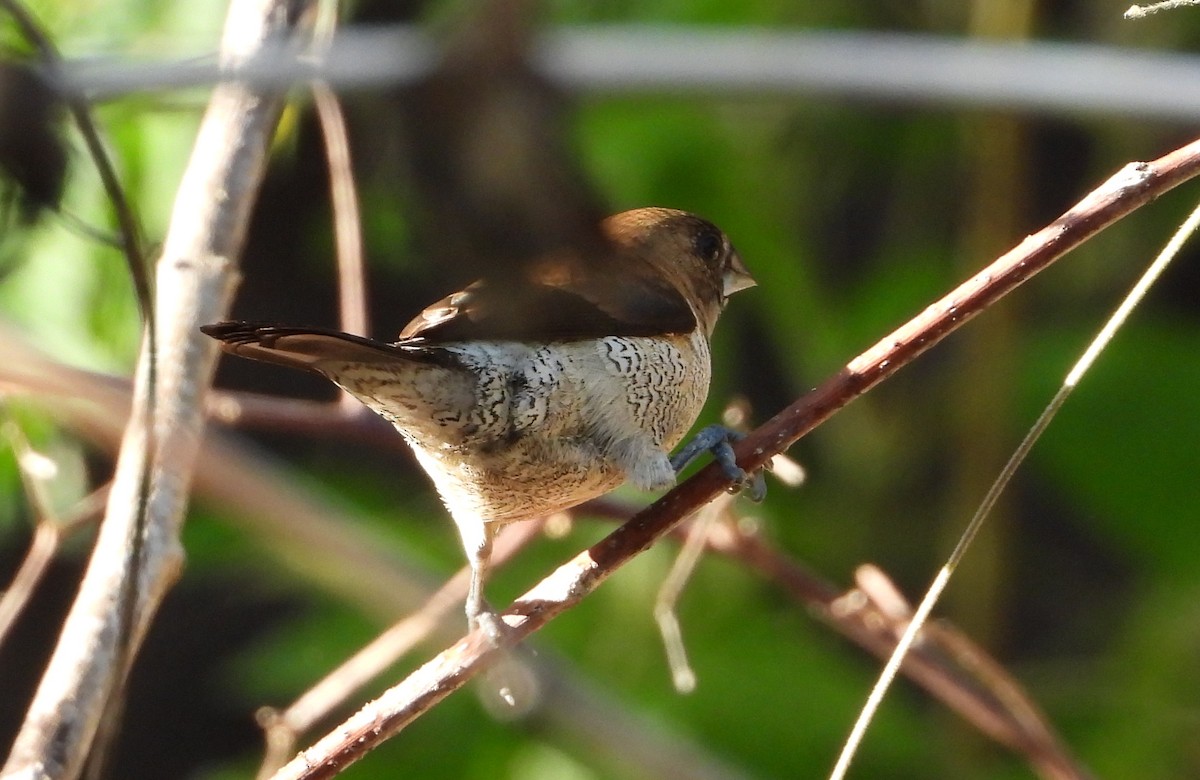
[2, 2, 1199, 778]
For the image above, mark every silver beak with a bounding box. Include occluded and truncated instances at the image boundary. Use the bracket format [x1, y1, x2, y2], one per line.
[722, 249, 756, 297]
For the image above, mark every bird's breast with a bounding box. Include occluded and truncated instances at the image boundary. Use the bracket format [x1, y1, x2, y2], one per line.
[593, 332, 710, 448]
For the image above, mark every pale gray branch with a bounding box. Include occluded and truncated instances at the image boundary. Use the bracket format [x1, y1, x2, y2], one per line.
[0, 1, 315, 778]
[58, 27, 1200, 122]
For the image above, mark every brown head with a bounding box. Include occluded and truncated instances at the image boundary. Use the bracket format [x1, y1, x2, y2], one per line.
[602, 208, 755, 336]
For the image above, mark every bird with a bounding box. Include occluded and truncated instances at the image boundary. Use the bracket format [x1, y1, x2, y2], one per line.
[202, 207, 757, 636]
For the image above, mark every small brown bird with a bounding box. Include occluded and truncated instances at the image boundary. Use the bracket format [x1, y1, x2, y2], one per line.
[202, 207, 756, 635]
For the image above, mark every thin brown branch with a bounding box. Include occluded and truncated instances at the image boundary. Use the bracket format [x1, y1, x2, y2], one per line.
[585, 496, 1087, 780]
[312, 85, 368, 340]
[0, 489, 110, 648]
[0, 415, 109, 648]
[267, 140, 1200, 779]
[315, 86, 368, 416]
[0, 523, 58, 647]
[732, 544, 1087, 780]
[256, 519, 547, 779]
[653, 496, 732, 694]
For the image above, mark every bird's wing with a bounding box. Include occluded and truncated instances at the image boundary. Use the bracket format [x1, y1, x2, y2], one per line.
[397, 258, 697, 344]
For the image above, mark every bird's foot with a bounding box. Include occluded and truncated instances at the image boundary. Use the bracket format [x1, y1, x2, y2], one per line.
[469, 604, 508, 646]
[670, 424, 767, 502]
[469, 606, 528, 711]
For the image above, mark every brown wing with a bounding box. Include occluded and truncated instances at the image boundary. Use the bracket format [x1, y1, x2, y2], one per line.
[397, 268, 697, 344]
[397, 210, 710, 345]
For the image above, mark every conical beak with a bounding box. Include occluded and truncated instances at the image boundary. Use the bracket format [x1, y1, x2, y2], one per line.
[722, 249, 756, 297]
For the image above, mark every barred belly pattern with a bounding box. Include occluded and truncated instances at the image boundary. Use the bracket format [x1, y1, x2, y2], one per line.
[332, 329, 711, 525]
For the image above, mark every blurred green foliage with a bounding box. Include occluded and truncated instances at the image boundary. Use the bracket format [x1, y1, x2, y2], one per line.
[2, 1, 1200, 778]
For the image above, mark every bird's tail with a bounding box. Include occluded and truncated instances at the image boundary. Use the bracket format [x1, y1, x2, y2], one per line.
[201, 321, 412, 372]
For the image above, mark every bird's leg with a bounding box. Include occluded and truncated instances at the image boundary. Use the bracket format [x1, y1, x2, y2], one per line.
[457, 516, 505, 641]
[670, 424, 767, 502]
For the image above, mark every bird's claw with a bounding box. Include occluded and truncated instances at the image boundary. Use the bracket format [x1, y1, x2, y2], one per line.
[471, 607, 508, 645]
[731, 466, 768, 503]
[671, 424, 767, 502]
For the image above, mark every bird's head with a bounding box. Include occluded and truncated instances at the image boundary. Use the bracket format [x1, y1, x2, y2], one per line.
[604, 208, 755, 336]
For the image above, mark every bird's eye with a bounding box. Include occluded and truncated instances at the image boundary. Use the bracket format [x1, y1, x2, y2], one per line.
[692, 226, 725, 264]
